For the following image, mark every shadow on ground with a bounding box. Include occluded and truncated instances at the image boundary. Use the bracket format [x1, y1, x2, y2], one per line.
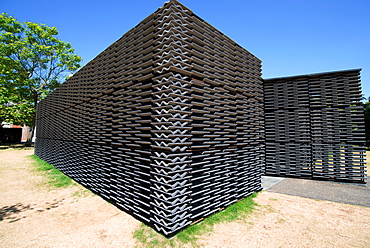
[0, 198, 65, 223]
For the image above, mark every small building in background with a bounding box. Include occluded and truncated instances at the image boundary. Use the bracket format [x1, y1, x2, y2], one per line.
[0, 122, 30, 143]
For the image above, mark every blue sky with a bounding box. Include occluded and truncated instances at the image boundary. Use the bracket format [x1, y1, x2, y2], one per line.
[3, 0, 370, 98]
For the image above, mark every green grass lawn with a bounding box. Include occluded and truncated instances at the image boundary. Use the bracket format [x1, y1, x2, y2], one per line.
[30, 154, 74, 188]
[29, 154, 260, 247]
[133, 193, 258, 248]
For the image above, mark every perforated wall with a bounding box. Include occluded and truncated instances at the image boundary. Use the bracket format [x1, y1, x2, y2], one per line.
[35, 0, 264, 236]
[264, 69, 366, 183]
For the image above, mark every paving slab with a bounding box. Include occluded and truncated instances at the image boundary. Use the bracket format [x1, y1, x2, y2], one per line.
[261, 176, 286, 190]
[266, 177, 370, 208]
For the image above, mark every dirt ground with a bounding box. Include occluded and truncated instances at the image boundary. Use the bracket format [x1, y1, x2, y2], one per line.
[1, 149, 369, 248]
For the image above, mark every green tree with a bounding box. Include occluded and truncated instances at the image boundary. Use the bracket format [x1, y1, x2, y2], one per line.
[0, 13, 81, 146]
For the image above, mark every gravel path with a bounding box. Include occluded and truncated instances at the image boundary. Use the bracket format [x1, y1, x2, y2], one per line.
[0, 149, 140, 247]
[203, 191, 370, 248]
[263, 152, 370, 207]
[1, 149, 370, 247]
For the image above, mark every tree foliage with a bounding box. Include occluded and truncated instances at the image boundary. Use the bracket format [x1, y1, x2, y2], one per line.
[0, 13, 81, 144]
[0, 84, 33, 126]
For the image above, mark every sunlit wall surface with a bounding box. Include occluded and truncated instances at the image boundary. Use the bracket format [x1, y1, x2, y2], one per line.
[264, 69, 366, 183]
[35, 0, 264, 236]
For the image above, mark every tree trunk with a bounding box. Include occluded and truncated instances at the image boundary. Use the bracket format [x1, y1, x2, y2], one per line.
[24, 126, 34, 147]
[24, 93, 38, 147]
[24, 114, 36, 147]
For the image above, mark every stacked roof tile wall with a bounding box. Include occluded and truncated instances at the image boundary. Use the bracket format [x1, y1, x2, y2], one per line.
[35, 0, 264, 236]
[264, 69, 366, 183]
